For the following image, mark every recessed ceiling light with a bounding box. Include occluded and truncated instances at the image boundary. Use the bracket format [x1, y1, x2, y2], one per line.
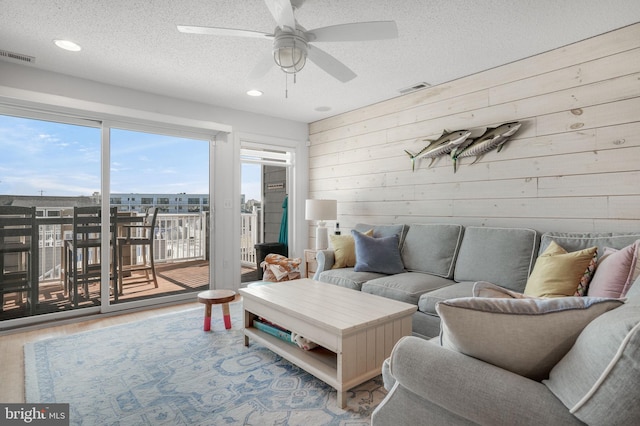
[53, 39, 81, 52]
[246, 90, 263, 97]
[314, 106, 331, 112]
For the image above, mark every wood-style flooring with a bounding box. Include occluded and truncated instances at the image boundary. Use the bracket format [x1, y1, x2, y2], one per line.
[1, 261, 259, 321]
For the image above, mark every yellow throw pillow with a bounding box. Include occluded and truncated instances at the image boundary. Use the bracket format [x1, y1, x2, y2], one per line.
[524, 241, 597, 298]
[330, 229, 373, 269]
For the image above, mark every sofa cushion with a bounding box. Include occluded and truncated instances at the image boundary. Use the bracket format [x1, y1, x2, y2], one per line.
[626, 275, 640, 302]
[355, 223, 409, 247]
[417, 282, 476, 315]
[401, 223, 463, 279]
[524, 241, 597, 298]
[436, 296, 623, 381]
[352, 230, 405, 274]
[317, 268, 387, 291]
[412, 311, 443, 339]
[588, 240, 640, 298]
[540, 231, 640, 258]
[544, 301, 640, 425]
[362, 272, 455, 305]
[453, 227, 539, 292]
[329, 229, 373, 269]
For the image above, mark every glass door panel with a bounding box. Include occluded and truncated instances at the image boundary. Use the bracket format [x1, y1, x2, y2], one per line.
[0, 113, 102, 321]
[240, 146, 291, 283]
[109, 128, 210, 305]
[241, 162, 262, 282]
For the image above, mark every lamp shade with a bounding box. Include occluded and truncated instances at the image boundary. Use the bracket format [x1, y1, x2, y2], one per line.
[305, 199, 337, 221]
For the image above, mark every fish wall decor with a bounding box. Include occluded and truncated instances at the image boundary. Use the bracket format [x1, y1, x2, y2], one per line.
[451, 122, 522, 172]
[417, 129, 472, 167]
[404, 146, 429, 172]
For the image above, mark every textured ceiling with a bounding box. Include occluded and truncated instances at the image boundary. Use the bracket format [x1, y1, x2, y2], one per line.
[1, 0, 639, 123]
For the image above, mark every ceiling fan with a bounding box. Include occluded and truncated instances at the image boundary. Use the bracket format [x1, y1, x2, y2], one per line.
[177, 0, 398, 82]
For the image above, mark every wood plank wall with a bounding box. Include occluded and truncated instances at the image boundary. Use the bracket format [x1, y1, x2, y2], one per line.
[307, 23, 640, 246]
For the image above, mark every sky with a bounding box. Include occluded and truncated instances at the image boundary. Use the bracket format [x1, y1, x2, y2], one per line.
[0, 114, 261, 200]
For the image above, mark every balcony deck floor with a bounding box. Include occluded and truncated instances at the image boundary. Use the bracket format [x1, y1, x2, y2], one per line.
[0, 261, 259, 322]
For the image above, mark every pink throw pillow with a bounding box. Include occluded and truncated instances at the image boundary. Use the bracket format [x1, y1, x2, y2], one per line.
[587, 241, 640, 298]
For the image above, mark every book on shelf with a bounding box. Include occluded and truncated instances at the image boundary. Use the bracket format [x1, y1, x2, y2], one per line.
[257, 317, 289, 333]
[252, 318, 294, 344]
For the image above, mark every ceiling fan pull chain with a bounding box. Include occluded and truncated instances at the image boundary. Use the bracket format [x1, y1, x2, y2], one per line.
[285, 73, 288, 99]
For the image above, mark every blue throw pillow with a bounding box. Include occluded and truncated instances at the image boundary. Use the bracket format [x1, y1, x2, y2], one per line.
[352, 230, 405, 274]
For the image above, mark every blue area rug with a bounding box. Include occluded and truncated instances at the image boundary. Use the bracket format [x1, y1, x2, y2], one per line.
[24, 302, 386, 425]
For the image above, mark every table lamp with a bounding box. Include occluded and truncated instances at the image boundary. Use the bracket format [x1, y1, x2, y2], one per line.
[305, 199, 337, 250]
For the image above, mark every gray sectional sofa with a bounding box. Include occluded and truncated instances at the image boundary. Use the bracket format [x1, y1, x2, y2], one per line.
[313, 223, 640, 424]
[314, 223, 640, 338]
[372, 278, 640, 425]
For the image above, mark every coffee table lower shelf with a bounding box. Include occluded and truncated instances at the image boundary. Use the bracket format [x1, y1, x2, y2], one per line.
[244, 327, 340, 390]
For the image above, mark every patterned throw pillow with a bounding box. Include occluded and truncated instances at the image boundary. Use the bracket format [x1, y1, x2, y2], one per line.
[575, 252, 597, 296]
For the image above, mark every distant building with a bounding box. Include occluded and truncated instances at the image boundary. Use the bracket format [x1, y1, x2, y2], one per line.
[110, 193, 209, 213]
[243, 198, 261, 213]
[0, 194, 100, 217]
[0, 193, 210, 215]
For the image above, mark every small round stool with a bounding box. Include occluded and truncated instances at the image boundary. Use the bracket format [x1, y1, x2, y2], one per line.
[197, 290, 236, 331]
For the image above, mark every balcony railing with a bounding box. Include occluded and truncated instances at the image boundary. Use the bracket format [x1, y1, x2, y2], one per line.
[34, 211, 261, 282]
[241, 212, 258, 267]
[155, 213, 207, 263]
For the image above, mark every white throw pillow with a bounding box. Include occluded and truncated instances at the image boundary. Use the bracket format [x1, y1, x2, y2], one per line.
[436, 296, 623, 381]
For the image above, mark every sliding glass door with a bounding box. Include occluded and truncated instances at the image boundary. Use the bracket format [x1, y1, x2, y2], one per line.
[0, 110, 102, 322]
[0, 108, 215, 326]
[109, 127, 211, 305]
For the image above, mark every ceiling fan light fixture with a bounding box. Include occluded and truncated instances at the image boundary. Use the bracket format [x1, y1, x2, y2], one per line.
[273, 29, 307, 74]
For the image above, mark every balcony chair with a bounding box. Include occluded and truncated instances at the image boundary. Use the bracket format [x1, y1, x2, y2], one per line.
[0, 206, 38, 315]
[117, 207, 159, 297]
[64, 206, 118, 307]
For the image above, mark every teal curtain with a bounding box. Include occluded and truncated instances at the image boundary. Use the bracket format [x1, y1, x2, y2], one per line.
[278, 196, 288, 246]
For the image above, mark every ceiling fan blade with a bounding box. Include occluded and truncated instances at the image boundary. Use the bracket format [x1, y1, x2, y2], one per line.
[177, 25, 273, 39]
[307, 21, 398, 42]
[248, 53, 275, 80]
[306, 45, 356, 83]
[264, 0, 296, 30]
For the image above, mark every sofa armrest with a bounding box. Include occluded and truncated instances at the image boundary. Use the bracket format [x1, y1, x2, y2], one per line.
[388, 336, 581, 425]
[313, 249, 335, 280]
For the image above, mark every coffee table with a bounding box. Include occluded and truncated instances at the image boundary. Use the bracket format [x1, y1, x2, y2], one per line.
[239, 279, 416, 408]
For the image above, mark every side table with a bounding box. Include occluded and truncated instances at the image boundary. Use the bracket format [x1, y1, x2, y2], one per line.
[304, 249, 318, 278]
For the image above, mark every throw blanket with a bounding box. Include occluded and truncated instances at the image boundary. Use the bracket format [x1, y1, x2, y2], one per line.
[261, 253, 302, 282]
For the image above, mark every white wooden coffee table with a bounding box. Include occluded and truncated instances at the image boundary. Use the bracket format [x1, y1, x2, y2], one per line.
[239, 279, 416, 408]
